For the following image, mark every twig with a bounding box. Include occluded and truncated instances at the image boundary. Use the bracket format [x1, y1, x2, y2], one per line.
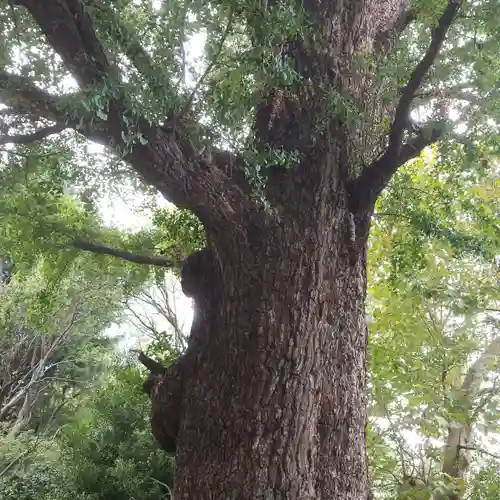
[458, 445, 500, 461]
[148, 476, 173, 499]
[177, 7, 234, 120]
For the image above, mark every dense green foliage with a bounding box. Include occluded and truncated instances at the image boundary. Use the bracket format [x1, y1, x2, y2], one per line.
[368, 150, 500, 498]
[0, 364, 174, 500]
[0, 158, 177, 498]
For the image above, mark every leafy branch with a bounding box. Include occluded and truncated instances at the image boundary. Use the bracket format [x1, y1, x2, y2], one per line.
[4, 1, 256, 232]
[85, 0, 168, 90]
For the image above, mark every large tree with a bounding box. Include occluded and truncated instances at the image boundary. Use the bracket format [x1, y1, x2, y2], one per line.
[0, 0, 498, 498]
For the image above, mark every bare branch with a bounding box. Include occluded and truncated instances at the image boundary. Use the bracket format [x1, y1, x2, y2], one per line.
[0, 123, 68, 145]
[73, 240, 178, 268]
[132, 349, 167, 374]
[125, 301, 161, 337]
[457, 445, 500, 461]
[128, 279, 188, 351]
[0, 305, 80, 428]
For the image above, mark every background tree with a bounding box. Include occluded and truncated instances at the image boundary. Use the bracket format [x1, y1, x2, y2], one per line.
[367, 148, 500, 499]
[1, 0, 499, 498]
[0, 361, 176, 500]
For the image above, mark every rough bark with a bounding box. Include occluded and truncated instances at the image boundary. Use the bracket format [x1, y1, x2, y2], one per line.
[2, 0, 464, 498]
[113, 120, 376, 499]
[149, 183, 372, 499]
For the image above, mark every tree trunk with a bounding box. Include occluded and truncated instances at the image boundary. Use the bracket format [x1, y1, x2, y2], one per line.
[150, 163, 373, 498]
[7, 386, 34, 439]
[178, 227, 369, 498]
[141, 0, 438, 493]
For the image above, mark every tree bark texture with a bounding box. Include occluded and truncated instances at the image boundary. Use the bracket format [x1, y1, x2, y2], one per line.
[170, 197, 370, 499]
[4, 0, 464, 498]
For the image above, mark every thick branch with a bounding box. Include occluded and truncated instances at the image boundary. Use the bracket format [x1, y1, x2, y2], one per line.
[348, 122, 445, 213]
[395, 123, 445, 167]
[14, 0, 256, 230]
[85, 1, 159, 83]
[0, 70, 68, 121]
[388, 0, 462, 158]
[15, 0, 111, 87]
[0, 69, 128, 147]
[0, 72, 253, 229]
[394, 9, 416, 35]
[0, 124, 68, 145]
[348, 1, 462, 214]
[374, 8, 416, 52]
[73, 240, 176, 267]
